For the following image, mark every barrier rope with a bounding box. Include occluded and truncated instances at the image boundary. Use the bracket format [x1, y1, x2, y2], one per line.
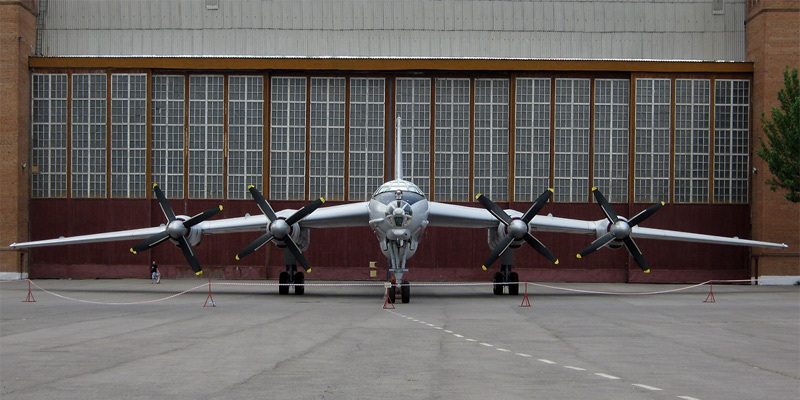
[23, 279, 209, 305]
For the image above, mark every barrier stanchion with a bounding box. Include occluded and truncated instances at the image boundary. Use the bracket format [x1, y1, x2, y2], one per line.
[203, 278, 216, 307]
[519, 282, 531, 307]
[382, 282, 395, 309]
[22, 279, 36, 303]
[703, 281, 716, 303]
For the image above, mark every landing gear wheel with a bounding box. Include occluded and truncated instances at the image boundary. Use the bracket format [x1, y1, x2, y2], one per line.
[388, 285, 397, 303]
[278, 272, 290, 295]
[294, 272, 305, 295]
[508, 272, 519, 295]
[401, 280, 410, 304]
[492, 272, 504, 295]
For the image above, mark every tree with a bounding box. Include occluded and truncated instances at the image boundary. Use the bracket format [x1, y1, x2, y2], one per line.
[757, 67, 800, 203]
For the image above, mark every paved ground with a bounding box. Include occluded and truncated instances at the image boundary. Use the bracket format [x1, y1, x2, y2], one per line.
[1, 279, 798, 400]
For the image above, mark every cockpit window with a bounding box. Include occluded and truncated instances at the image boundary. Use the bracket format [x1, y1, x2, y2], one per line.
[372, 180, 425, 198]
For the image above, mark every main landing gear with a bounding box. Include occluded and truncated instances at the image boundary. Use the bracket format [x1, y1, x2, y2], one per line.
[278, 264, 305, 295]
[387, 280, 411, 304]
[492, 264, 519, 295]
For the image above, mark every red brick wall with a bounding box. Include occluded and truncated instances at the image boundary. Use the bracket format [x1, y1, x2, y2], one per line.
[746, 0, 800, 278]
[0, 0, 36, 278]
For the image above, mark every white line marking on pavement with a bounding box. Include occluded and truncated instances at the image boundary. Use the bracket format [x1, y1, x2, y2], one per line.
[677, 396, 702, 400]
[632, 384, 662, 391]
[595, 373, 621, 380]
[515, 353, 533, 358]
[497, 348, 511, 352]
[465, 338, 477, 342]
[479, 342, 494, 347]
[538, 359, 557, 364]
[444, 330, 453, 333]
[564, 366, 586, 371]
[453, 334, 464, 338]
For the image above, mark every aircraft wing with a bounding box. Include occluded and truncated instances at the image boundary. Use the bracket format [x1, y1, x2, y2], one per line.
[9, 226, 165, 249]
[427, 201, 786, 249]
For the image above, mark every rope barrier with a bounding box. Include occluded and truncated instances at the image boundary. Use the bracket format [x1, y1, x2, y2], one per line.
[24, 280, 209, 305]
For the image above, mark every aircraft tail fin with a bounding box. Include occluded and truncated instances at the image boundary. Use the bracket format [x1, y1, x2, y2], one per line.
[395, 116, 403, 181]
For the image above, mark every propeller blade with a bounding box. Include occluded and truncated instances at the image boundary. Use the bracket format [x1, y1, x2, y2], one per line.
[523, 233, 559, 264]
[285, 197, 325, 226]
[152, 183, 176, 222]
[481, 235, 514, 271]
[591, 187, 618, 224]
[235, 232, 275, 261]
[130, 231, 170, 254]
[521, 188, 553, 223]
[248, 185, 278, 221]
[623, 238, 650, 273]
[183, 205, 223, 229]
[177, 236, 203, 275]
[283, 236, 312, 274]
[627, 201, 665, 227]
[476, 193, 512, 226]
[577, 232, 615, 259]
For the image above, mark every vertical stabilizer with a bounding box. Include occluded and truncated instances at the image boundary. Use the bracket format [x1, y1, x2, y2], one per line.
[395, 116, 403, 181]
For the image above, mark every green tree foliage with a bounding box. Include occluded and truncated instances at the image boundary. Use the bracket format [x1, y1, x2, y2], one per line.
[757, 67, 800, 203]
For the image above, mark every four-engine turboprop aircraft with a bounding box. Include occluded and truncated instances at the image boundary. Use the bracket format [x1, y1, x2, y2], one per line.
[10, 117, 788, 303]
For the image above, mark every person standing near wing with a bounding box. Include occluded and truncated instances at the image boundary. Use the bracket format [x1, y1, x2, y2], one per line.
[150, 260, 160, 284]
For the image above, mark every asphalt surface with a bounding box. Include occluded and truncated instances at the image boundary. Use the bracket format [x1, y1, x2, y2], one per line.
[1, 279, 798, 400]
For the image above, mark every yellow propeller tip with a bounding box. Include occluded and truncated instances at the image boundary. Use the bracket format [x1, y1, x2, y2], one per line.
[218, 205, 223, 211]
[548, 188, 554, 192]
[306, 268, 312, 274]
[554, 259, 559, 265]
[475, 193, 483, 199]
[130, 249, 137, 254]
[235, 255, 240, 261]
[320, 197, 326, 203]
[196, 271, 203, 276]
[247, 184, 255, 189]
[591, 187, 598, 191]
[660, 201, 665, 206]
[481, 265, 487, 271]
[576, 254, 582, 259]
[643, 269, 651, 274]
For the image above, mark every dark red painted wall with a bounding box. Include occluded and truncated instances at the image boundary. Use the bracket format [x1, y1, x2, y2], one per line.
[27, 199, 752, 283]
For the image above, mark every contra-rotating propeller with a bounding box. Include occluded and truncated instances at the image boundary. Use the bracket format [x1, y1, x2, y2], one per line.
[576, 187, 664, 273]
[235, 185, 325, 274]
[130, 183, 222, 275]
[476, 188, 559, 270]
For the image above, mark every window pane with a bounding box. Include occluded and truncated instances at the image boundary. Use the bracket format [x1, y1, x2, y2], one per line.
[593, 79, 629, 203]
[434, 78, 471, 202]
[515, 77, 551, 201]
[396, 78, 431, 195]
[228, 76, 264, 199]
[151, 75, 185, 199]
[634, 78, 671, 203]
[554, 78, 590, 202]
[473, 78, 509, 201]
[349, 78, 385, 200]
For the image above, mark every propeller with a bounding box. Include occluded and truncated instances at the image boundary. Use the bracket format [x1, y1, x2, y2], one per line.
[235, 185, 325, 274]
[476, 188, 559, 270]
[576, 187, 665, 273]
[130, 183, 222, 275]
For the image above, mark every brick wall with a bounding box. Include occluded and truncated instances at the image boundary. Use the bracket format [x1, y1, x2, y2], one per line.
[0, 0, 36, 279]
[746, 0, 800, 279]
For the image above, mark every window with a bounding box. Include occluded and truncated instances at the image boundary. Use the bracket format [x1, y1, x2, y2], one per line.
[349, 78, 385, 200]
[310, 77, 346, 201]
[674, 79, 710, 203]
[71, 73, 107, 198]
[473, 78, 509, 201]
[228, 76, 264, 200]
[188, 75, 224, 199]
[635, 78, 671, 203]
[554, 78, 590, 202]
[714, 80, 749, 203]
[31, 74, 68, 198]
[270, 77, 307, 200]
[396, 78, 432, 194]
[111, 74, 147, 198]
[434, 78, 471, 202]
[151, 75, 185, 199]
[593, 79, 629, 203]
[515, 77, 551, 201]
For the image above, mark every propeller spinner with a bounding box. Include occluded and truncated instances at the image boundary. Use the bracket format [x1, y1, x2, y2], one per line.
[576, 187, 664, 273]
[476, 188, 559, 270]
[130, 183, 222, 275]
[235, 185, 325, 274]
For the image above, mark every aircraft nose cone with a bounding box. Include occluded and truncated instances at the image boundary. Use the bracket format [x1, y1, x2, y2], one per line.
[610, 221, 631, 239]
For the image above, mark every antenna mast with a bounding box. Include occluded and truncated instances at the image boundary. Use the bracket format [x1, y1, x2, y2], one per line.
[395, 116, 403, 181]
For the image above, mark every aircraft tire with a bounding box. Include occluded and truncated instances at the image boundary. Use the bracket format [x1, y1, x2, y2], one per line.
[401, 280, 410, 303]
[508, 272, 519, 295]
[492, 272, 504, 295]
[388, 285, 397, 303]
[294, 272, 305, 295]
[278, 272, 290, 295]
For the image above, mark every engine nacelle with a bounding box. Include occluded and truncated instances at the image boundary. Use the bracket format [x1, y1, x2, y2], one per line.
[487, 222, 524, 250]
[274, 223, 310, 252]
[171, 215, 204, 247]
[593, 218, 625, 250]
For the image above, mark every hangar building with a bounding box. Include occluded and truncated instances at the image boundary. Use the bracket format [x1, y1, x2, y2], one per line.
[1, 0, 798, 283]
